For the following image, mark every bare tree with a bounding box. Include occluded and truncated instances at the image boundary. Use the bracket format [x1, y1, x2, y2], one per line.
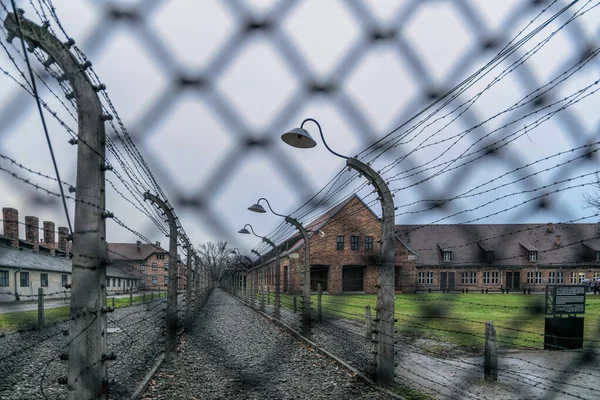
[196, 241, 235, 283]
[583, 172, 600, 213]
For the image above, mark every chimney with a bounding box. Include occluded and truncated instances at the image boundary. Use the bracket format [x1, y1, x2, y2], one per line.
[2, 207, 19, 248]
[25, 216, 39, 251]
[136, 240, 141, 248]
[547, 222, 554, 233]
[43, 221, 55, 253]
[555, 235, 561, 246]
[57, 227, 69, 253]
[155, 241, 160, 248]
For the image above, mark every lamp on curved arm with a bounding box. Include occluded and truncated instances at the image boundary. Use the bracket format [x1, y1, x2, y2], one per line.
[247, 197, 313, 339]
[281, 118, 396, 385]
[238, 224, 281, 318]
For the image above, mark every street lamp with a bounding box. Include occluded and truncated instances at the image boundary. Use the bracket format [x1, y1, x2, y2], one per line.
[248, 197, 313, 339]
[282, 118, 396, 385]
[239, 224, 281, 319]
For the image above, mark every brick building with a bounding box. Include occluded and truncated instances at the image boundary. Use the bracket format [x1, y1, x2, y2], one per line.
[255, 195, 417, 295]
[396, 223, 600, 292]
[107, 242, 170, 291]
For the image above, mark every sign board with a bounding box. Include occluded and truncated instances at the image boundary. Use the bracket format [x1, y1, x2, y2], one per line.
[545, 285, 586, 315]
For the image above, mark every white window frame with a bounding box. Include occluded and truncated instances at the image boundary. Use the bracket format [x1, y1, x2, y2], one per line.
[483, 272, 490, 285]
[529, 251, 537, 262]
[461, 272, 468, 284]
[526, 272, 535, 284]
[0, 270, 9, 286]
[535, 272, 542, 284]
[426, 272, 433, 284]
[152, 276, 158, 285]
[469, 272, 476, 284]
[443, 251, 451, 262]
[491, 271, 499, 284]
[418, 272, 426, 284]
[570, 272, 577, 284]
[40, 273, 48, 287]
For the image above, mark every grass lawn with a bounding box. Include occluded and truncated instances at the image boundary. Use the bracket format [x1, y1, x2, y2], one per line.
[280, 292, 600, 350]
[0, 291, 168, 332]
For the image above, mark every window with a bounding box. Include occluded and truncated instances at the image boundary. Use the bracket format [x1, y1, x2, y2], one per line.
[443, 251, 451, 262]
[549, 271, 564, 284]
[140, 276, 146, 285]
[106, 278, 110, 288]
[351, 236, 359, 250]
[535, 272, 542, 284]
[140, 263, 146, 271]
[578, 272, 586, 283]
[164, 263, 169, 270]
[164, 276, 169, 284]
[127, 279, 130, 287]
[336, 236, 344, 250]
[365, 236, 373, 250]
[0, 270, 8, 287]
[461, 272, 476, 284]
[528, 251, 537, 262]
[152, 276, 158, 285]
[527, 272, 535, 284]
[40, 273, 48, 287]
[485, 251, 494, 262]
[112, 278, 116, 287]
[61, 275, 68, 287]
[20, 271, 29, 287]
[483, 272, 490, 285]
[157, 254, 165, 260]
[127, 263, 133, 271]
[491, 272, 499, 284]
[594, 272, 600, 280]
[152, 262, 158, 271]
[596, 252, 600, 262]
[418, 272, 433, 285]
[570, 272, 578, 284]
[118, 278, 121, 287]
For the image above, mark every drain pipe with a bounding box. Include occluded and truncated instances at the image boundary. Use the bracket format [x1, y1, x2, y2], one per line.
[14, 268, 21, 301]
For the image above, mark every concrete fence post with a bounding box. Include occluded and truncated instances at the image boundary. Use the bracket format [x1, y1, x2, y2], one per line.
[38, 287, 44, 330]
[484, 321, 498, 381]
[293, 296, 297, 313]
[267, 287, 271, 305]
[365, 305, 372, 340]
[4, 13, 111, 399]
[317, 283, 322, 323]
[143, 292, 146, 304]
[129, 288, 132, 306]
[183, 239, 193, 330]
[111, 297, 115, 309]
[151, 291, 154, 302]
[143, 192, 178, 361]
[260, 281, 265, 312]
[158, 286, 161, 299]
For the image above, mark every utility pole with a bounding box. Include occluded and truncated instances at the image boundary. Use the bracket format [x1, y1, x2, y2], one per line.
[4, 12, 109, 399]
[144, 192, 178, 361]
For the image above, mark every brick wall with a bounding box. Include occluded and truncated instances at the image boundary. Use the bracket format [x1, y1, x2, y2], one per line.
[2, 208, 18, 247]
[260, 196, 416, 295]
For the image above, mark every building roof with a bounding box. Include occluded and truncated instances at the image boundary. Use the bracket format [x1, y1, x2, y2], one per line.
[0, 246, 71, 273]
[107, 242, 166, 262]
[395, 223, 600, 267]
[0, 245, 137, 278]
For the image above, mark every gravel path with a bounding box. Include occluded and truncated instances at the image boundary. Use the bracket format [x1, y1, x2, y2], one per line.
[0, 297, 169, 400]
[142, 289, 392, 400]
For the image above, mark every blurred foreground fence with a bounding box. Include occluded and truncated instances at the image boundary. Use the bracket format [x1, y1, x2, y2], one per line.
[1, 0, 600, 399]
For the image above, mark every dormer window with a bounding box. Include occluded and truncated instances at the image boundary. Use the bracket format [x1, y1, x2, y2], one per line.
[443, 251, 451, 262]
[485, 251, 494, 263]
[528, 251, 538, 262]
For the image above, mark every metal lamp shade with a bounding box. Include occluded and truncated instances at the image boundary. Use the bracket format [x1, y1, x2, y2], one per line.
[248, 203, 267, 213]
[238, 228, 250, 234]
[281, 127, 317, 149]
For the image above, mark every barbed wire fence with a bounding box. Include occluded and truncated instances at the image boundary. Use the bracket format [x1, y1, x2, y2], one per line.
[1, 0, 600, 399]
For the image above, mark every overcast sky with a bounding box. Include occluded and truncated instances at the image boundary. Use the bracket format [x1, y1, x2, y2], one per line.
[0, 0, 599, 256]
